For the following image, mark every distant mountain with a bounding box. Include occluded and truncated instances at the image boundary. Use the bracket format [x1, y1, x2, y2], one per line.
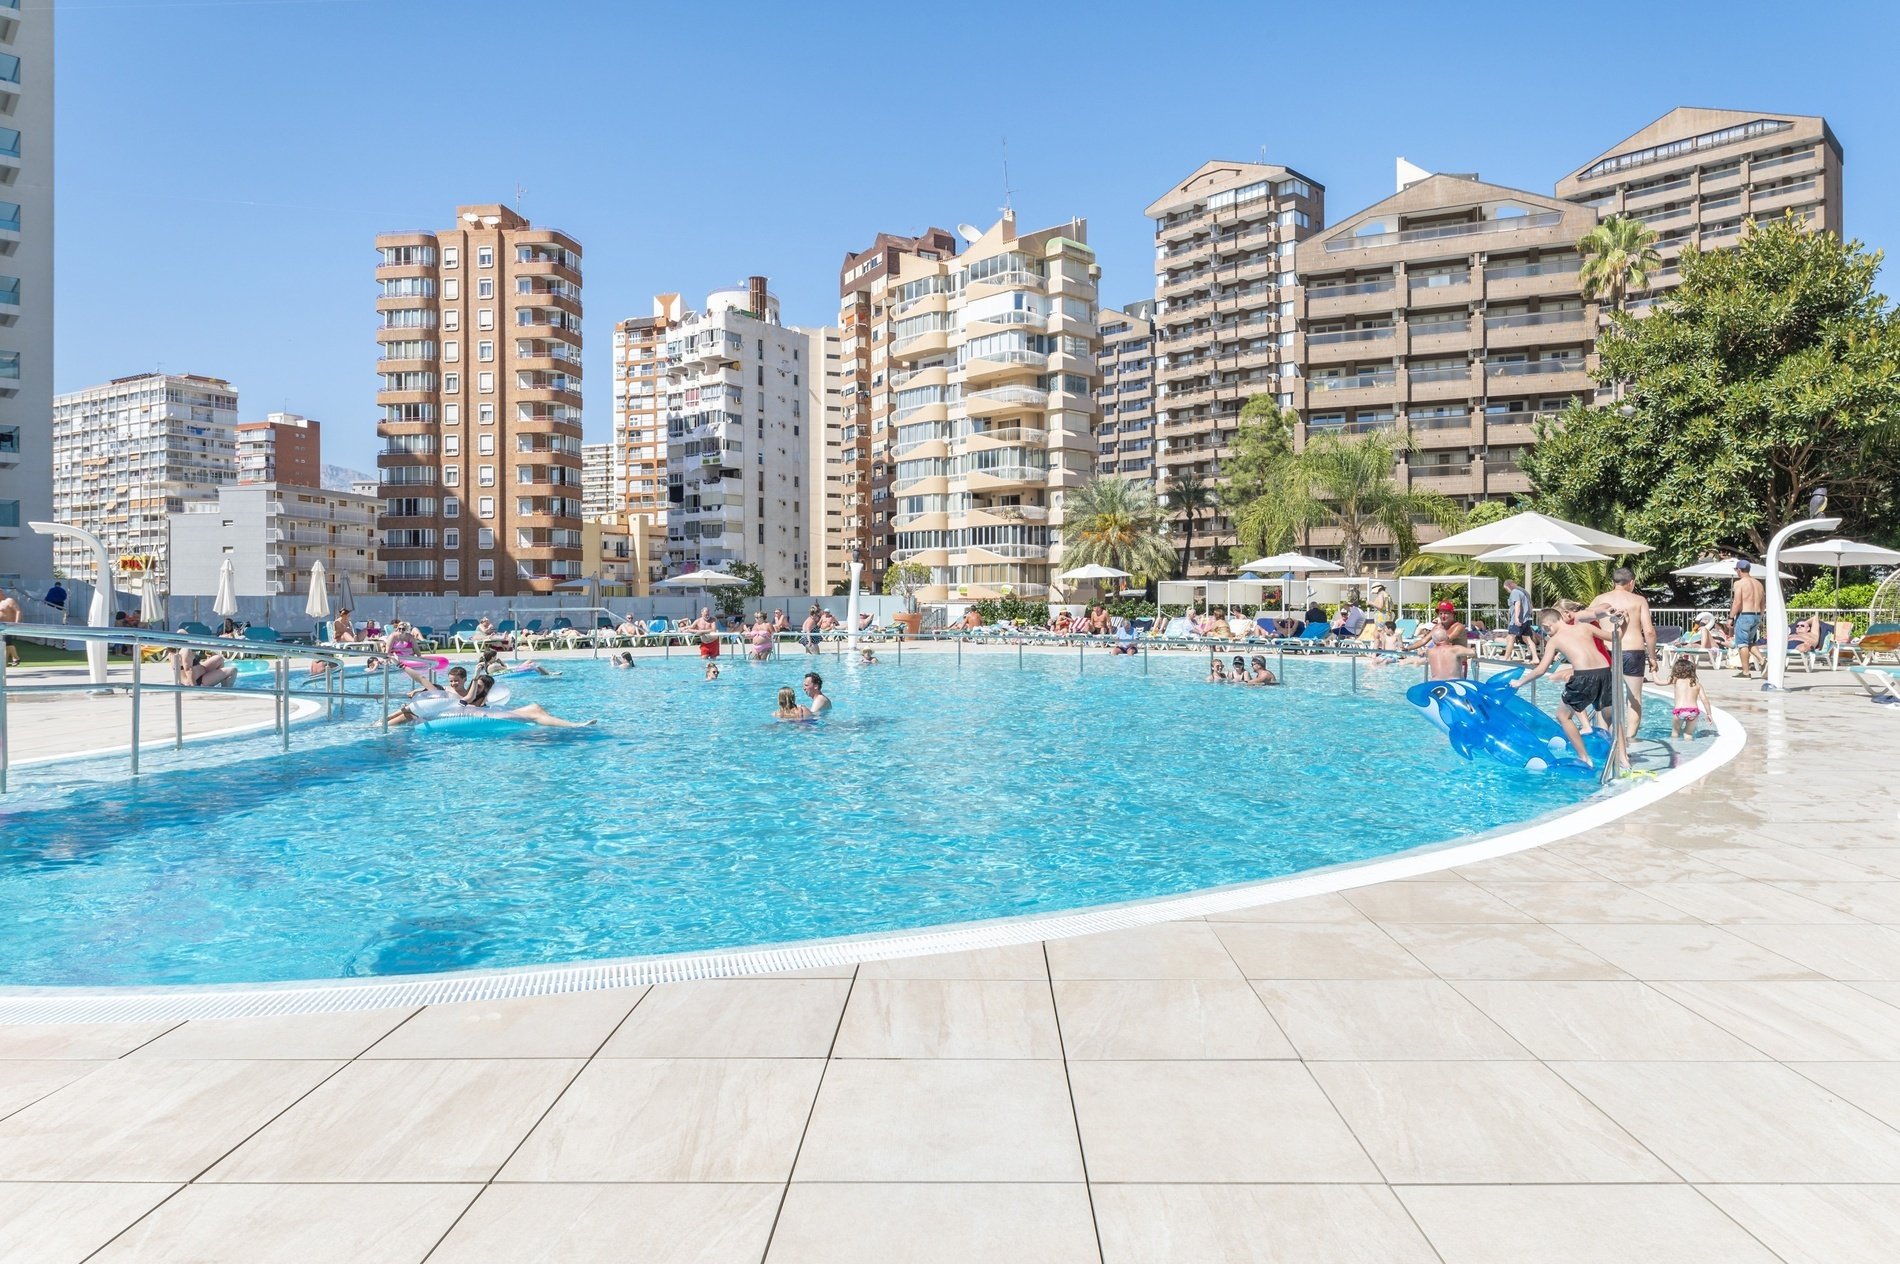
[322, 464, 373, 492]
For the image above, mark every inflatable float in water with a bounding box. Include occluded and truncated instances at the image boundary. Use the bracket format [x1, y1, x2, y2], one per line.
[410, 684, 513, 727]
[1405, 666, 1611, 776]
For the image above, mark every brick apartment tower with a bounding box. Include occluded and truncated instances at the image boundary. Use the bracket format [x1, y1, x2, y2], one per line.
[236, 412, 320, 487]
[836, 228, 959, 592]
[374, 204, 583, 596]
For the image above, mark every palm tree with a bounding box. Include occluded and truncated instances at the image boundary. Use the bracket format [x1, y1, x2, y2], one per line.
[1577, 215, 1662, 313]
[1234, 431, 1458, 576]
[1165, 469, 1216, 577]
[1059, 477, 1176, 582]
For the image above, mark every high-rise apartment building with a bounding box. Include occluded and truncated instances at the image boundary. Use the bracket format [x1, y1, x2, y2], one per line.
[1557, 108, 1842, 307]
[51, 373, 239, 577]
[1095, 301, 1157, 483]
[1295, 174, 1599, 560]
[1147, 161, 1325, 573]
[660, 278, 814, 592]
[887, 212, 1100, 604]
[169, 483, 378, 602]
[798, 324, 848, 593]
[235, 412, 320, 487]
[612, 298, 677, 529]
[836, 228, 960, 591]
[0, 0, 53, 588]
[374, 204, 583, 596]
[580, 442, 619, 519]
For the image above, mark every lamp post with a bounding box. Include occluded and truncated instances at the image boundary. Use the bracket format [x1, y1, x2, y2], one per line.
[1762, 513, 1841, 692]
[29, 521, 113, 690]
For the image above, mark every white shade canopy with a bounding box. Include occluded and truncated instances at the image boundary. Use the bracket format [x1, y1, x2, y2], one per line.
[1672, 557, 1791, 580]
[1474, 540, 1610, 564]
[304, 559, 330, 621]
[1424, 510, 1648, 557]
[1058, 564, 1131, 581]
[654, 570, 751, 589]
[1777, 538, 1900, 569]
[1237, 552, 1342, 574]
[212, 558, 239, 619]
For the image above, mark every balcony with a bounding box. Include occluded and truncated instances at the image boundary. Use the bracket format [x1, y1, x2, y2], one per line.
[964, 385, 1049, 417]
[1484, 308, 1590, 349]
[1406, 270, 1478, 306]
[1324, 210, 1565, 253]
[961, 465, 1045, 491]
[1406, 462, 1479, 494]
[1309, 369, 1397, 394]
[1486, 358, 1591, 388]
[1304, 327, 1393, 365]
[1483, 261, 1581, 301]
[960, 348, 1046, 385]
[1406, 364, 1478, 402]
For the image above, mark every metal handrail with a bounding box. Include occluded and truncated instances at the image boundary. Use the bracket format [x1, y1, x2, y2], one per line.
[0, 623, 404, 794]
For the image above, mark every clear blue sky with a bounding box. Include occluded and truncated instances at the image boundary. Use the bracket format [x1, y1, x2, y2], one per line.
[55, 0, 1900, 474]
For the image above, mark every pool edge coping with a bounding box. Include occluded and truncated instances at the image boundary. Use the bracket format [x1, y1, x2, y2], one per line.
[0, 686, 1746, 1023]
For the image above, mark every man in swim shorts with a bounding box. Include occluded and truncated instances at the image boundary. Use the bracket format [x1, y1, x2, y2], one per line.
[1511, 602, 1618, 769]
[1588, 566, 1656, 744]
[1729, 559, 1765, 678]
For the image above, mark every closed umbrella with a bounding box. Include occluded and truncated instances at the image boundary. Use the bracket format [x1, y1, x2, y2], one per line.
[304, 559, 330, 622]
[212, 558, 240, 620]
[335, 570, 356, 614]
[139, 580, 165, 628]
[1777, 537, 1900, 597]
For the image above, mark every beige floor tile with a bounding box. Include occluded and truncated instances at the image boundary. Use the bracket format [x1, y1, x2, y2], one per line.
[756, 963, 860, 978]
[0, 1182, 178, 1263]
[1452, 849, 1600, 881]
[599, 979, 849, 1058]
[1552, 844, 1746, 884]
[132, 1009, 416, 1060]
[1654, 981, 1900, 1060]
[1697, 1184, 1900, 1264]
[766, 1183, 1098, 1264]
[0, 1060, 105, 1119]
[502, 1058, 824, 1182]
[1806, 847, 1900, 878]
[1093, 1183, 1438, 1264]
[204, 1058, 579, 1182]
[0, 1021, 179, 1059]
[1451, 981, 1766, 1060]
[364, 988, 642, 1058]
[1343, 882, 1535, 923]
[1764, 881, 1900, 922]
[0, 1058, 339, 1181]
[1397, 1184, 1780, 1264]
[1552, 1060, 1900, 1181]
[1474, 881, 1693, 924]
[1203, 892, 1370, 921]
[1211, 921, 1433, 979]
[793, 1059, 1081, 1182]
[1054, 980, 1295, 1059]
[1383, 924, 1628, 980]
[1555, 923, 1820, 980]
[856, 943, 1049, 980]
[1254, 980, 1531, 1060]
[1069, 1060, 1378, 1183]
[92, 1183, 478, 1264]
[1695, 846, 1881, 882]
[832, 980, 1059, 1059]
[430, 1183, 781, 1264]
[1629, 879, 1861, 924]
[1723, 923, 1900, 980]
[1045, 921, 1243, 980]
[1310, 1060, 1672, 1183]
[1790, 1061, 1900, 1129]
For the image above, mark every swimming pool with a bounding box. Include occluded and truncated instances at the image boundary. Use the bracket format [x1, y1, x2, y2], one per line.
[1, 651, 1672, 988]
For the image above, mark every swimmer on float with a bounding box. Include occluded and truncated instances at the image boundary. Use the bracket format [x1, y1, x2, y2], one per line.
[476, 646, 559, 678]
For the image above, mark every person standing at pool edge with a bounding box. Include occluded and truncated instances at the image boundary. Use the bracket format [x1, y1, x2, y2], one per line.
[0, 591, 20, 666]
[1503, 578, 1535, 661]
[1588, 566, 1656, 743]
[1730, 560, 1765, 678]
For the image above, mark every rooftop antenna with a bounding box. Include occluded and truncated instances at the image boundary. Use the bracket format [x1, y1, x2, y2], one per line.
[1000, 138, 1015, 217]
[514, 183, 527, 209]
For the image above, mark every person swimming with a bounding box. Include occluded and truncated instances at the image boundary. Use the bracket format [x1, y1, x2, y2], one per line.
[704, 662, 721, 681]
[774, 684, 813, 722]
[1207, 658, 1229, 683]
[1246, 655, 1278, 686]
[610, 651, 634, 669]
[455, 673, 594, 728]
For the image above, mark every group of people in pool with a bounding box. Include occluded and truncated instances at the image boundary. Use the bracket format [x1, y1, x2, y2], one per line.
[1206, 655, 1280, 686]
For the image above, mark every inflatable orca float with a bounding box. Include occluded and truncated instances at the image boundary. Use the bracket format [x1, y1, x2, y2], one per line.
[1406, 666, 1610, 776]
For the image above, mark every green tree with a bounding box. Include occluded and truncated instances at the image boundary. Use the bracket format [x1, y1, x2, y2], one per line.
[713, 560, 766, 621]
[1165, 468, 1216, 577]
[1234, 430, 1458, 576]
[1577, 214, 1663, 312]
[1224, 395, 1298, 510]
[1524, 215, 1900, 565]
[881, 559, 932, 612]
[1058, 477, 1176, 581]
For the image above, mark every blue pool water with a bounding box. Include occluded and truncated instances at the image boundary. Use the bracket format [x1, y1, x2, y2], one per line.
[1, 652, 1636, 987]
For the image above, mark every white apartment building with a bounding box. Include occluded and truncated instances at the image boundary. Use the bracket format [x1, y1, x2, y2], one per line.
[51, 373, 239, 579]
[168, 483, 378, 604]
[887, 212, 1101, 603]
[661, 278, 815, 593]
[0, 0, 53, 588]
[580, 442, 620, 519]
[797, 324, 846, 592]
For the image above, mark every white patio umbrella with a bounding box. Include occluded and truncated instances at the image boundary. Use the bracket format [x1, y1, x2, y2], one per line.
[1473, 540, 1610, 565]
[1057, 564, 1131, 581]
[304, 559, 330, 622]
[212, 558, 240, 620]
[653, 570, 750, 589]
[1237, 552, 1341, 610]
[1671, 557, 1791, 580]
[1777, 537, 1900, 596]
[1426, 510, 1647, 605]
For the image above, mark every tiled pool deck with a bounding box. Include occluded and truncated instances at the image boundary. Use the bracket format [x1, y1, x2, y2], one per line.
[1, 655, 1897, 1260]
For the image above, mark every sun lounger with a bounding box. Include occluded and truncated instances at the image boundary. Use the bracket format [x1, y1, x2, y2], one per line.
[1851, 666, 1900, 705]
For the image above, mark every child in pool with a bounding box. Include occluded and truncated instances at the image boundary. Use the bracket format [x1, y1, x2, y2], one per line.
[1670, 658, 1710, 739]
[774, 684, 813, 721]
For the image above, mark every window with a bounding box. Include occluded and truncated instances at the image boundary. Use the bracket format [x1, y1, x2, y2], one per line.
[477, 341, 494, 362]
[444, 403, 460, 425]
[444, 496, 461, 518]
[443, 278, 460, 300]
[478, 372, 494, 393]
[443, 559, 461, 581]
[477, 527, 495, 550]
[443, 372, 459, 393]
[478, 309, 494, 330]
[478, 559, 495, 582]
[478, 404, 495, 424]
[477, 246, 494, 267]
[444, 309, 460, 331]
[478, 466, 495, 487]
[478, 497, 495, 518]
[444, 435, 460, 456]
[478, 434, 495, 455]
[443, 466, 460, 486]
[442, 247, 459, 268]
[477, 278, 493, 299]
[443, 340, 460, 362]
[443, 528, 460, 548]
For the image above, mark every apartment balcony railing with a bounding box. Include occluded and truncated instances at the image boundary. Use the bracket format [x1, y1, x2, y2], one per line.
[1310, 371, 1397, 391]
[1307, 419, 1397, 437]
[1747, 148, 1815, 175]
[1407, 365, 1471, 384]
[1306, 278, 1395, 300]
[1326, 211, 1564, 252]
[1484, 310, 1587, 331]
[964, 385, 1049, 411]
[1307, 327, 1394, 346]
[1488, 359, 1587, 378]
[1409, 462, 1473, 478]
[1484, 260, 1577, 281]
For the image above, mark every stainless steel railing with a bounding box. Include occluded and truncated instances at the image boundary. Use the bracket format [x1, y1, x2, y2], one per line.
[0, 623, 404, 793]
